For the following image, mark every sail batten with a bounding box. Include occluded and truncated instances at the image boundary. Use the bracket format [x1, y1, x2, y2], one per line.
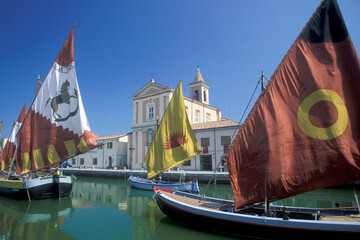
[227, 0, 360, 208]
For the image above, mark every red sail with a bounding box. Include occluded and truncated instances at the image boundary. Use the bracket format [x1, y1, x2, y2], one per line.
[1, 103, 26, 171]
[15, 26, 97, 174]
[227, 0, 360, 208]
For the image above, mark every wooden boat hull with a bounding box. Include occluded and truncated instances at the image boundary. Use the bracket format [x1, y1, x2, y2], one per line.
[154, 189, 360, 239]
[0, 175, 74, 200]
[129, 175, 199, 193]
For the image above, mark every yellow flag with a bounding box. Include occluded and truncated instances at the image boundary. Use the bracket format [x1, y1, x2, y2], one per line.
[145, 81, 202, 179]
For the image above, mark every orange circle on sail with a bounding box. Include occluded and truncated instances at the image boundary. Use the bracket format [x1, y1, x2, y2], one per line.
[297, 89, 348, 140]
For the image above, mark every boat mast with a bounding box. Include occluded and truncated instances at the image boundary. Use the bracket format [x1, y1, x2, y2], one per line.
[7, 139, 19, 179]
[261, 71, 266, 93]
[7, 75, 41, 178]
[201, 71, 267, 202]
[36, 75, 41, 94]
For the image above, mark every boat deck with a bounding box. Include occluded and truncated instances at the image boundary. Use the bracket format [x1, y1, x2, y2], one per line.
[320, 215, 360, 222]
[164, 192, 229, 210]
[163, 192, 360, 222]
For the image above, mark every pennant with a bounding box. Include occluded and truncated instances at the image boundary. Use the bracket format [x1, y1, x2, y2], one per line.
[145, 81, 202, 179]
[227, 0, 360, 208]
[1, 104, 26, 171]
[16, 26, 97, 174]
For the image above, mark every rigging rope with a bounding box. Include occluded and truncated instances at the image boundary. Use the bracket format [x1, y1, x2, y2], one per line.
[199, 73, 265, 201]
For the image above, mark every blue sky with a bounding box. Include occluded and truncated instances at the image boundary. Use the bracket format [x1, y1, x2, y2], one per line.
[0, 0, 359, 137]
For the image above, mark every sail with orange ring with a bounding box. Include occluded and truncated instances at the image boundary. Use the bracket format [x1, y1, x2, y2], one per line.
[226, 0, 360, 208]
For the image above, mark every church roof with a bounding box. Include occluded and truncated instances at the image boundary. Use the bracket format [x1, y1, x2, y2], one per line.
[194, 68, 204, 82]
[191, 118, 240, 130]
[188, 68, 209, 87]
[131, 79, 174, 100]
[94, 134, 127, 140]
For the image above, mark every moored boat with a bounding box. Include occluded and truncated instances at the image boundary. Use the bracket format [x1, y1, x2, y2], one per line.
[129, 175, 199, 192]
[153, 0, 360, 238]
[0, 25, 97, 200]
[0, 172, 74, 200]
[154, 189, 360, 239]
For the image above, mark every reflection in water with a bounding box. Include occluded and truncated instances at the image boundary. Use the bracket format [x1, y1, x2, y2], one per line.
[275, 188, 359, 208]
[67, 177, 236, 240]
[1, 176, 358, 240]
[0, 196, 75, 240]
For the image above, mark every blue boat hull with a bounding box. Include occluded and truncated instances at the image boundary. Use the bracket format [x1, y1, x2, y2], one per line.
[129, 176, 199, 193]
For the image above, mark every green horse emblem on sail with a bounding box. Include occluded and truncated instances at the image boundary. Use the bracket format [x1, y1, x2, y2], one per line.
[45, 80, 79, 122]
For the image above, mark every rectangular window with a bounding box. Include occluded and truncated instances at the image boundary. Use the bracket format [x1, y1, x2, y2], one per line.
[93, 158, 98, 165]
[107, 142, 113, 149]
[195, 111, 199, 123]
[221, 136, 231, 154]
[182, 160, 191, 166]
[147, 103, 155, 121]
[206, 113, 210, 123]
[221, 136, 231, 145]
[149, 106, 154, 119]
[98, 145, 103, 149]
[80, 158, 84, 165]
[201, 137, 210, 147]
[72, 158, 76, 165]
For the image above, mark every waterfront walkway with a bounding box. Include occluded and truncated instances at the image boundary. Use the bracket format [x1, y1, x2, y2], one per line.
[61, 168, 230, 184]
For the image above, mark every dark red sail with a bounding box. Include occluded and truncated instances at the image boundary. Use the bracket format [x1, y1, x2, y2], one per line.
[227, 0, 360, 208]
[0, 103, 26, 171]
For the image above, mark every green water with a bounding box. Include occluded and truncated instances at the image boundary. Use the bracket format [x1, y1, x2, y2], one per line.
[0, 177, 358, 240]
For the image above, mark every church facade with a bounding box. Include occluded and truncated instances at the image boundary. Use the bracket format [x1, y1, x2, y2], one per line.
[64, 69, 239, 171]
[128, 69, 239, 171]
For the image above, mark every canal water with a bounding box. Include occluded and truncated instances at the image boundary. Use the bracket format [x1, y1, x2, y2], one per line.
[0, 177, 359, 240]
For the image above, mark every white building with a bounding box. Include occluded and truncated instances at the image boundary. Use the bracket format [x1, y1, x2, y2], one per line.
[71, 134, 128, 169]
[189, 119, 239, 171]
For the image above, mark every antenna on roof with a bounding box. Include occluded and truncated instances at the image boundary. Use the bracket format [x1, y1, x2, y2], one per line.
[150, 74, 155, 83]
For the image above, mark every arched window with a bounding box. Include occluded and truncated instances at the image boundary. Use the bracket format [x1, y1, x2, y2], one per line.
[194, 90, 198, 100]
[147, 129, 154, 145]
[204, 90, 207, 102]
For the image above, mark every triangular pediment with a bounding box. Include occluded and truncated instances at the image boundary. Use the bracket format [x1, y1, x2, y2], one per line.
[132, 81, 173, 99]
[143, 87, 160, 95]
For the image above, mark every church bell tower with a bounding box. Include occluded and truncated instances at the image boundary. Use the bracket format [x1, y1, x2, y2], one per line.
[188, 68, 210, 105]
